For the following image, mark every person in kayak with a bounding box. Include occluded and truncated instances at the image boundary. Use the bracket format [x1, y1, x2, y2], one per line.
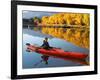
[41, 37, 51, 49]
[35, 37, 51, 52]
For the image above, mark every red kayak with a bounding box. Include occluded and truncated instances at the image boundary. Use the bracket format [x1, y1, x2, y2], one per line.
[26, 43, 88, 65]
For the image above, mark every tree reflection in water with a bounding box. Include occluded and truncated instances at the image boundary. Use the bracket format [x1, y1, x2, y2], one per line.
[42, 27, 89, 49]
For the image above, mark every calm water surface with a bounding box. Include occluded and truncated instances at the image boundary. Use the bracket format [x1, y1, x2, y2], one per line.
[22, 29, 89, 69]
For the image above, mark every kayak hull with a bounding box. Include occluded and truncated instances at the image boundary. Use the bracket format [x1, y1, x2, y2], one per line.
[26, 44, 88, 60]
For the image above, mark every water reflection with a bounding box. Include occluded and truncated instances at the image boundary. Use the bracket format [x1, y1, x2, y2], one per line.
[34, 55, 49, 67]
[42, 27, 89, 49]
[23, 33, 89, 68]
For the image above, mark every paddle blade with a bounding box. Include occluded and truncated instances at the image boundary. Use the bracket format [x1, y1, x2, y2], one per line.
[26, 43, 30, 46]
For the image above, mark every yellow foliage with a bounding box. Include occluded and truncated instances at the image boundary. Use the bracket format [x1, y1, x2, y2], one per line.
[41, 13, 90, 27]
[41, 13, 90, 49]
[42, 27, 89, 49]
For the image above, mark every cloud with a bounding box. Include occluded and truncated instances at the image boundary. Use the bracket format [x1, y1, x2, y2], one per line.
[22, 11, 57, 19]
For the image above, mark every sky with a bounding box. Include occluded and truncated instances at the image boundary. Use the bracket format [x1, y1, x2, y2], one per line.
[22, 11, 57, 19]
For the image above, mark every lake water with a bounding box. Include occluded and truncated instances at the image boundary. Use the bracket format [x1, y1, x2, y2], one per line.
[22, 28, 89, 69]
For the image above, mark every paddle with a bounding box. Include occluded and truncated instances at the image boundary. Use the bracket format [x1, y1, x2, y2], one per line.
[26, 43, 62, 49]
[26, 43, 40, 47]
[26, 43, 30, 46]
